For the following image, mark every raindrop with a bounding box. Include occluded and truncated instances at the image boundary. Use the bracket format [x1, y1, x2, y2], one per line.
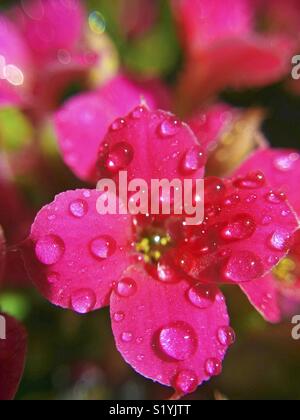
[35, 235, 65, 265]
[181, 146, 206, 174]
[115, 278, 137, 297]
[69, 199, 88, 218]
[217, 326, 236, 346]
[187, 284, 216, 309]
[205, 358, 222, 377]
[223, 251, 264, 282]
[174, 370, 198, 394]
[234, 172, 265, 189]
[71, 289, 96, 314]
[88, 11, 106, 35]
[220, 214, 256, 242]
[159, 118, 181, 138]
[90, 236, 117, 260]
[158, 322, 197, 361]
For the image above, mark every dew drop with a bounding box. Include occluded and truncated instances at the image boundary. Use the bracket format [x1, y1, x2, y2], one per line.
[181, 146, 206, 174]
[205, 177, 226, 203]
[268, 230, 291, 252]
[205, 358, 222, 377]
[104, 142, 134, 173]
[115, 278, 137, 297]
[121, 331, 133, 343]
[217, 326, 236, 346]
[234, 172, 265, 189]
[71, 289, 96, 314]
[131, 106, 147, 119]
[88, 11, 106, 35]
[158, 322, 197, 361]
[110, 118, 126, 131]
[159, 118, 181, 138]
[113, 312, 125, 323]
[69, 199, 88, 218]
[157, 262, 178, 283]
[273, 153, 299, 172]
[223, 251, 264, 282]
[137, 354, 145, 361]
[220, 214, 256, 242]
[90, 236, 117, 260]
[261, 215, 272, 226]
[47, 272, 60, 285]
[174, 370, 198, 394]
[265, 191, 286, 204]
[187, 284, 216, 309]
[35, 235, 65, 265]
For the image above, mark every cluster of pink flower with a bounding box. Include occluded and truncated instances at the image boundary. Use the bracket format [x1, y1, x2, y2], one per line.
[1, 0, 300, 400]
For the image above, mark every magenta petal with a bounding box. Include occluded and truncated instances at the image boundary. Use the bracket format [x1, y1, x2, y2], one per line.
[110, 265, 231, 395]
[173, 174, 299, 284]
[233, 148, 300, 213]
[54, 75, 169, 182]
[0, 17, 32, 105]
[0, 314, 27, 400]
[188, 103, 238, 154]
[22, 189, 133, 313]
[240, 275, 281, 323]
[98, 108, 204, 183]
[14, 0, 85, 64]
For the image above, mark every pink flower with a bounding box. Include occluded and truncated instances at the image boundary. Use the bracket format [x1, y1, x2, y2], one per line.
[231, 148, 300, 320]
[0, 313, 27, 400]
[22, 106, 299, 396]
[171, 0, 297, 107]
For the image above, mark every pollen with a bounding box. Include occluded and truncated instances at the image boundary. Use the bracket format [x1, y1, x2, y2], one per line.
[135, 233, 171, 263]
[273, 257, 297, 284]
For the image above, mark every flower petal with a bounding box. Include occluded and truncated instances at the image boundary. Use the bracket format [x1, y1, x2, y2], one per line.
[240, 274, 281, 323]
[22, 189, 133, 313]
[110, 265, 231, 395]
[54, 75, 170, 182]
[0, 16, 32, 105]
[0, 313, 27, 400]
[188, 103, 238, 155]
[97, 107, 204, 184]
[172, 173, 299, 284]
[233, 148, 300, 213]
[14, 0, 85, 65]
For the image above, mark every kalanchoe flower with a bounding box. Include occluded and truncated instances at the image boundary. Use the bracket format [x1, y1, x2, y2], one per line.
[22, 107, 299, 396]
[232, 148, 300, 320]
[171, 0, 296, 108]
[0, 313, 27, 400]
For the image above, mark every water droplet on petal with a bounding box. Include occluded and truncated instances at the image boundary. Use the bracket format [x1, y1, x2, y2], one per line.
[131, 106, 147, 119]
[136, 354, 145, 361]
[71, 289, 96, 314]
[158, 322, 197, 361]
[265, 191, 286, 204]
[121, 331, 133, 343]
[205, 358, 222, 377]
[113, 312, 125, 322]
[181, 146, 206, 174]
[273, 153, 299, 172]
[234, 172, 265, 189]
[187, 284, 216, 309]
[104, 142, 134, 173]
[156, 262, 179, 283]
[35, 235, 65, 265]
[223, 251, 264, 282]
[221, 214, 256, 242]
[223, 194, 241, 207]
[90, 236, 116, 260]
[217, 326, 236, 346]
[205, 177, 226, 204]
[159, 118, 181, 138]
[47, 272, 60, 284]
[261, 215, 272, 226]
[268, 230, 291, 252]
[69, 199, 88, 218]
[115, 278, 137, 297]
[110, 118, 126, 131]
[174, 370, 198, 394]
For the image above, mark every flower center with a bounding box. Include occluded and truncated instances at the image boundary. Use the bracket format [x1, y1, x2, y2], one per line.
[136, 230, 172, 263]
[273, 257, 298, 285]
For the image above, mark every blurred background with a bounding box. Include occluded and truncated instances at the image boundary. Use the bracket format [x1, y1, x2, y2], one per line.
[0, 0, 300, 400]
